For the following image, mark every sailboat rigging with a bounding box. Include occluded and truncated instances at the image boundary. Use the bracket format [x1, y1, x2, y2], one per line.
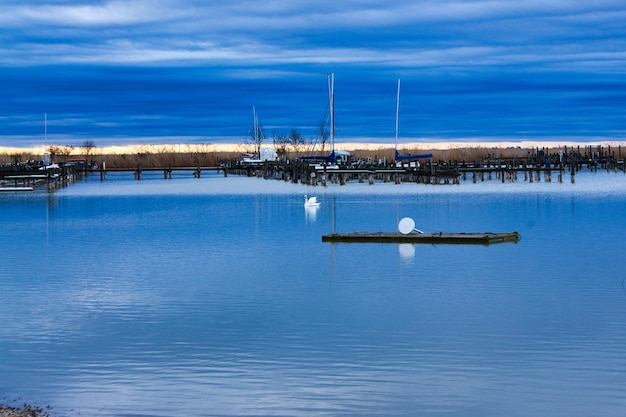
[242, 106, 277, 163]
[394, 79, 432, 162]
[300, 73, 337, 163]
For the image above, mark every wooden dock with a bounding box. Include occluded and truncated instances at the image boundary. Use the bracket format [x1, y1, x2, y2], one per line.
[88, 166, 225, 180]
[0, 162, 84, 192]
[322, 231, 520, 245]
[224, 144, 626, 186]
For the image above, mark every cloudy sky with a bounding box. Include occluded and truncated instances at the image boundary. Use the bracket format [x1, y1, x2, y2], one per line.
[1, 1, 625, 147]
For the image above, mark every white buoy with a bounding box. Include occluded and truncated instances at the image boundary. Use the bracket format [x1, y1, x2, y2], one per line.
[398, 217, 424, 234]
[398, 217, 415, 234]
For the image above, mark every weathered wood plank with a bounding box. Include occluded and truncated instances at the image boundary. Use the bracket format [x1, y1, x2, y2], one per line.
[322, 232, 520, 245]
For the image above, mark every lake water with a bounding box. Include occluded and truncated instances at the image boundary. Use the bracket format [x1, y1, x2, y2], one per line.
[1, 171, 626, 417]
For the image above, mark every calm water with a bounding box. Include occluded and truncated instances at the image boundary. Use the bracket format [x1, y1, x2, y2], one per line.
[1, 171, 626, 416]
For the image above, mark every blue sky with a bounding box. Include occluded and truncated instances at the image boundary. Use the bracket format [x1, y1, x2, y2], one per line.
[1, 1, 625, 147]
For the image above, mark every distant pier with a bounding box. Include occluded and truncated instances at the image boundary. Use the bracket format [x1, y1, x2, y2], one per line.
[222, 144, 626, 186]
[92, 165, 226, 181]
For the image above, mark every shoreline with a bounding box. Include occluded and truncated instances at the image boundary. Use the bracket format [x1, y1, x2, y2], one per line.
[2, 140, 626, 156]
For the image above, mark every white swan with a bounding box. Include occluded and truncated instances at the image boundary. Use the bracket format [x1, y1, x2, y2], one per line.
[304, 195, 320, 207]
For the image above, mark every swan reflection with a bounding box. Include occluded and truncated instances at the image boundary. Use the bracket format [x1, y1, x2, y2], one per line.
[305, 204, 319, 223]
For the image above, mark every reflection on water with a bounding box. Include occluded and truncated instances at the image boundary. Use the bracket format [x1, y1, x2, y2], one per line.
[398, 243, 415, 260]
[304, 204, 319, 223]
[2, 173, 626, 417]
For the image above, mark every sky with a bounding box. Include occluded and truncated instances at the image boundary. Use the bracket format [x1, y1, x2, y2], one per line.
[1, 0, 625, 148]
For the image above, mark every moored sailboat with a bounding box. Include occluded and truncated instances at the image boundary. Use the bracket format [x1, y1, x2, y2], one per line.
[300, 73, 338, 164]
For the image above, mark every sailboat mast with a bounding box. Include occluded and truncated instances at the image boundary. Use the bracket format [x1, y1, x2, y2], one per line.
[252, 105, 259, 155]
[395, 79, 400, 150]
[43, 113, 50, 164]
[329, 73, 335, 153]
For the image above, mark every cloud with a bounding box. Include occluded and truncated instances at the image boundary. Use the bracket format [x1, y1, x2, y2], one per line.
[2, 0, 176, 27]
[1, 1, 625, 144]
[2, 0, 624, 72]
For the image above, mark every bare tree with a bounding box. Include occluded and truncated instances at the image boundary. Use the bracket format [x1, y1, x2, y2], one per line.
[317, 103, 330, 153]
[316, 117, 329, 154]
[238, 142, 256, 155]
[272, 131, 289, 160]
[288, 128, 305, 156]
[47, 145, 74, 162]
[47, 145, 60, 161]
[80, 140, 96, 157]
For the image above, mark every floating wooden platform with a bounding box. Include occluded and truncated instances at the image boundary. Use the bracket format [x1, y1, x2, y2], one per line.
[322, 231, 520, 245]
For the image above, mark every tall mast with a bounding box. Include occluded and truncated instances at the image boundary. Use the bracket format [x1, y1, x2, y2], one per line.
[44, 113, 49, 163]
[252, 105, 259, 155]
[395, 79, 400, 150]
[329, 73, 335, 153]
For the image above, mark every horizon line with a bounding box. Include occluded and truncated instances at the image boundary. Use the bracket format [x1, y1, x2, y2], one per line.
[2, 139, 626, 156]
